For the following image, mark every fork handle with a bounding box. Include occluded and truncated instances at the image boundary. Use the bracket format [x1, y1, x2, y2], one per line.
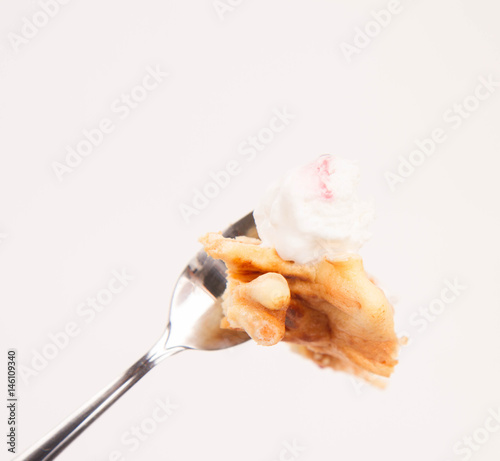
[14, 345, 185, 461]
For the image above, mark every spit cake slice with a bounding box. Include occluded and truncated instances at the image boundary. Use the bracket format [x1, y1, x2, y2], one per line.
[200, 232, 400, 385]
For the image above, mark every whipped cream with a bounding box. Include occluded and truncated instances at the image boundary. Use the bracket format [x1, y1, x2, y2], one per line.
[253, 155, 375, 264]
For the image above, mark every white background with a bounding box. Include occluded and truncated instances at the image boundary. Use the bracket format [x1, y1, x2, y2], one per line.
[1, 1, 500, 460]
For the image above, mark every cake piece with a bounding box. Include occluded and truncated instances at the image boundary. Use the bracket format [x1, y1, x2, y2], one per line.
[200, 155, 401, 386]
[200, 232, 399, 385]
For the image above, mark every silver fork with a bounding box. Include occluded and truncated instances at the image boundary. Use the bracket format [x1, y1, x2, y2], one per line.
[15, 213, 256, 461]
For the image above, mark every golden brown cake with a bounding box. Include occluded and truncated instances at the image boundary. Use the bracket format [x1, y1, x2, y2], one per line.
[200, 232, 400, 386]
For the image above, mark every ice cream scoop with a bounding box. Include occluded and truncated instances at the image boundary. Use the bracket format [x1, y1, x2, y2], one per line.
[254, 155, 375, 264]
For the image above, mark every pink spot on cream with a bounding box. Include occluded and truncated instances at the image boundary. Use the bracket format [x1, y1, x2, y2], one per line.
[315, 156, 335, 200]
